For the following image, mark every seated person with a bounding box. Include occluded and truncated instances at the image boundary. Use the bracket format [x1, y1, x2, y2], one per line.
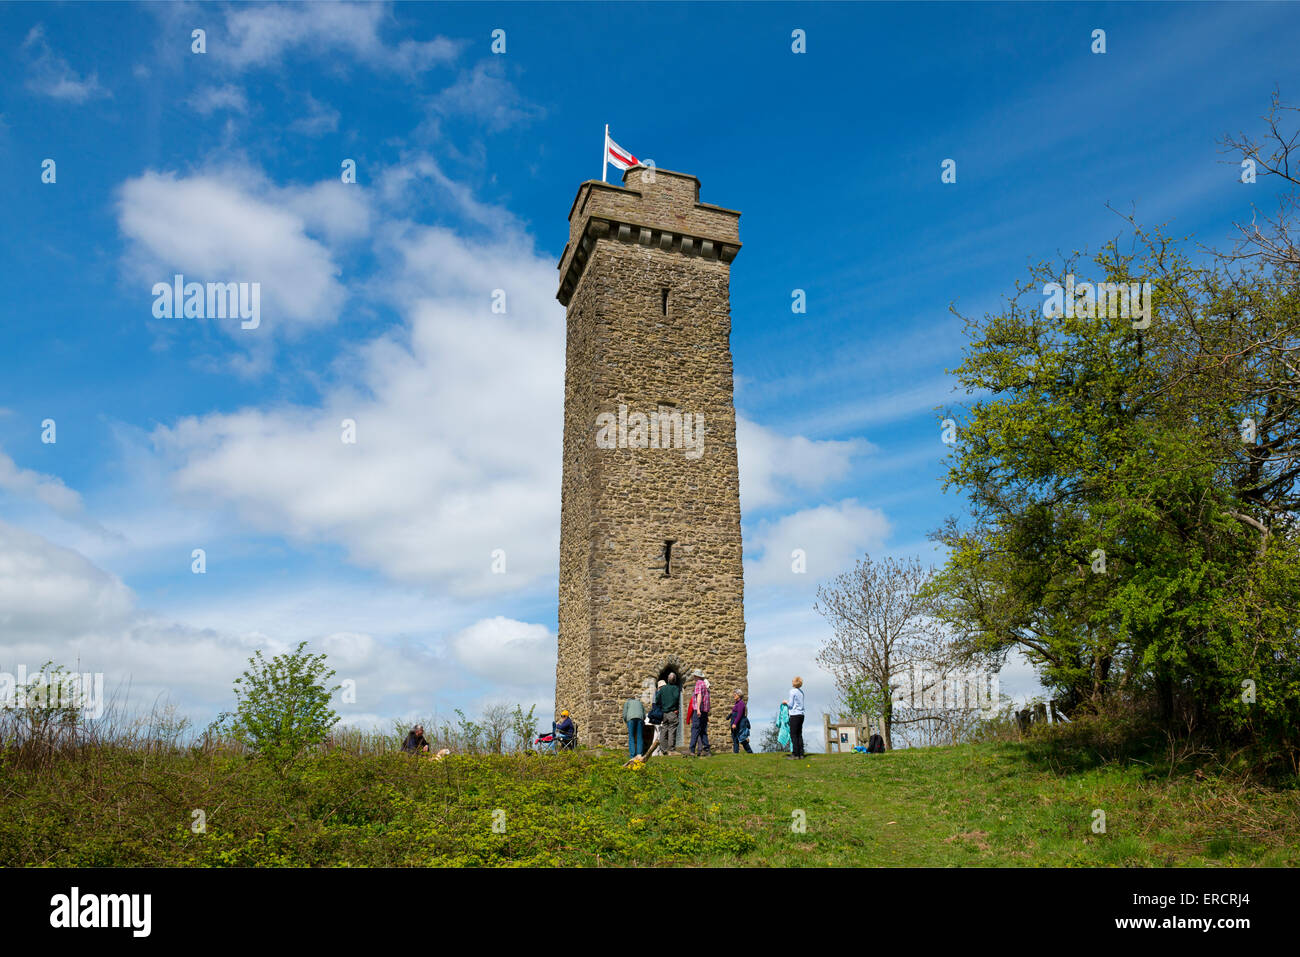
[555, 710, 576, 748]
[402, 725, 431, 753]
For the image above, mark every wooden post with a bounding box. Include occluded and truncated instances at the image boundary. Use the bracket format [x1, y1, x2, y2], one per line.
[1015, 709, 1031, 735]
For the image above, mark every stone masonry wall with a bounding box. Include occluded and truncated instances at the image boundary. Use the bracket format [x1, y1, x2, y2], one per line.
[556, 167, 748, 750]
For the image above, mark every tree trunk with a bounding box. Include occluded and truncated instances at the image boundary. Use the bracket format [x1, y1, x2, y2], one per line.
[881, 680, 894, 750]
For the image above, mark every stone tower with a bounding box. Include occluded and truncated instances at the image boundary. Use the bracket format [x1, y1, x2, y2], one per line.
[555, 165, 748, 749]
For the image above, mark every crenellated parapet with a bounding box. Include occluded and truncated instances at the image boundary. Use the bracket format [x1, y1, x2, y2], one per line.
[557, 168, 742, 306]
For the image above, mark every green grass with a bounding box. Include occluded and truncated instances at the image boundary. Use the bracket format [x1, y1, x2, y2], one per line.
[682, 746, 1298, 866]
[3, 741, 1296, 866]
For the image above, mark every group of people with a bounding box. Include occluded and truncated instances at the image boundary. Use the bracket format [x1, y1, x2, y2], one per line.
[619, 668, 746, 758]
[615, 671, 807, 760]
[399, 672, 812, 762]
[400, 713, 578, 756]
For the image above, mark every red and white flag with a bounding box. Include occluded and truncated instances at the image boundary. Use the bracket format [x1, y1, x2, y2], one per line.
[603, 125, 639, 180]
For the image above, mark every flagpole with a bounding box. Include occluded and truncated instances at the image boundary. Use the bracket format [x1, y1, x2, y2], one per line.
[602, 124, 609, 183]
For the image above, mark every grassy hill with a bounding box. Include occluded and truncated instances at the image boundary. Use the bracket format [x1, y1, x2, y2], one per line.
[3, 741, 1296, 866]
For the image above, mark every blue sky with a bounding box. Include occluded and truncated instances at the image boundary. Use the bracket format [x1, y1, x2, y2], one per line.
[1, 2, 1297, 744]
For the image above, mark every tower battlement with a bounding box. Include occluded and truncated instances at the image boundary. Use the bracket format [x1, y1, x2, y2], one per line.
[555, 165, 748, 750]
[557, 168, 743, 306]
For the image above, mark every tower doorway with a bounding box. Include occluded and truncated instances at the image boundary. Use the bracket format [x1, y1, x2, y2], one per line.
[655, 662, 686, 748]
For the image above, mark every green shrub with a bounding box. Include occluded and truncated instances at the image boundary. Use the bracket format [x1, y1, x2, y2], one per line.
[216, 642, 340, 770]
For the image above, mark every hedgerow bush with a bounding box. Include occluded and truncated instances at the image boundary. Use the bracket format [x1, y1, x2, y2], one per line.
[0, 749, 756, 867]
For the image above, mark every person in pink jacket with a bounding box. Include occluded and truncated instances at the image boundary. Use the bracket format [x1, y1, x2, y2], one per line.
[687, 669, 712, 756]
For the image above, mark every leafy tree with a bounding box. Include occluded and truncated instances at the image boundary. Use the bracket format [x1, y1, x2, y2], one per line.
[481, 704, 512, 754]
[226, 642, 340, 768]
[837, 675, 889, 730]
[509, 704, 538, 753]
[446, 709, 487, 753]
[928, 97, 1300, 765]
[0, 662, 87, 758]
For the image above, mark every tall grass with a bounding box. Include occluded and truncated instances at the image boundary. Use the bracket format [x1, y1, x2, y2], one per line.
[0, 683, 197, 773]
[2, 693, 545, 773]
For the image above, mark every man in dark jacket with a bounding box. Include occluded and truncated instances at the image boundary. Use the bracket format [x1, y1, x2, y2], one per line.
[555, 710, 576, 749]
[401, 725, 430, 754]
[655, 674, 681, 755]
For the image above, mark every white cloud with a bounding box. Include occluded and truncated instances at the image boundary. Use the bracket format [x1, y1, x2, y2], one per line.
[737, 415, 869, 512]
[0, 449, 119, 541]
[149, 211, 563, 597]
[797, 375, 973, 436]
[289, 93, 340, 137]
[187, 84, 248, 115]
[745, 499, 891, 586]
[22, 25, 110, 103]
[220, 3, 460, 75]
[282, 179, 371, 245]
[377, 153, 519, 230]
[430, 60, 544, 132]
[0, 450, 83, 518]
[319, 630, 377, 669]
[0, 520, 553, 726]
[0, 520, 258, 714]
[117, 169, 357, 334]
[449, 616, 556, 688]
[0, 522, 134, 639]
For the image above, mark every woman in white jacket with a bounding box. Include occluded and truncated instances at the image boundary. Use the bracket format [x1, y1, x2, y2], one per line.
[784, 677, 806, 759]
